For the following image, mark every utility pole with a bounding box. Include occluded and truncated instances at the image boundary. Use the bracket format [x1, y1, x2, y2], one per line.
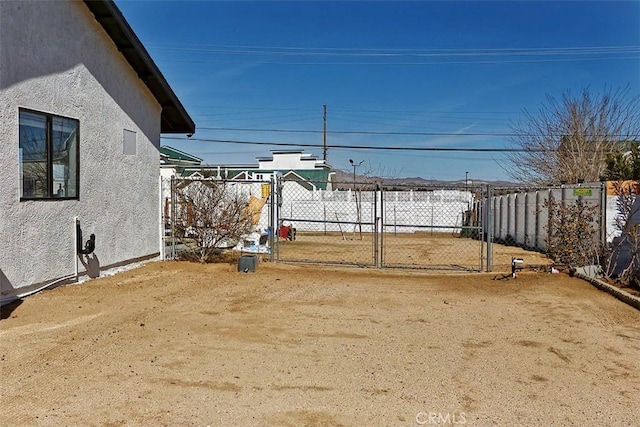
[323, 104, 327, 162]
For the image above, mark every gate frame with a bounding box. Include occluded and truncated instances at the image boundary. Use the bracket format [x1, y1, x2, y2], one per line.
[272, 177, 490, 271]
[274, 176, 379, 267]
[378, 183, 488, 272]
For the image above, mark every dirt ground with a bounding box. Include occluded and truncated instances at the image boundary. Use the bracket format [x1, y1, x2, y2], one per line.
[1, 261, 639, 426]
[274, 231, 550, 271]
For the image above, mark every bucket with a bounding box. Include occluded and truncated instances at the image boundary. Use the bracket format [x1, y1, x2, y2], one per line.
[238, 255, 258, 273]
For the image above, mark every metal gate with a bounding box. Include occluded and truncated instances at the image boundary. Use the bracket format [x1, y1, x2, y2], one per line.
[380, 184, 487, 271]
[274, 176, 487, 271]
[275, 178, 379, 266]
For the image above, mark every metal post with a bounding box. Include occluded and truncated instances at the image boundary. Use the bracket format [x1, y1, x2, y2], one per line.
[379, 183, 384, 267]
[524, 192, 529, 248]
[324, 204, 327, 236]
[600, 181, 607, 246]
[479, 187, 484, 271]
[431, 205, 434, 236]
[535, 191, 540, 250]
[269, 176, 275, 262]
[508, 193, 513, 243]
[498, 195, 503, 242]
[373, 183, 378, 267]
[170, 177, 176, 260]
[486, 185, 494, 272]
[394, 205, 397, 236]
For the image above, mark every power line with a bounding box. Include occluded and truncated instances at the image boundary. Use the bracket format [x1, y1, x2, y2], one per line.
[154, 56, 640, 66]
[195, 126, 518, 137]
[148, 42, 640, 66]
[162, 136, 544, 152]
[148, 42, 640, 57]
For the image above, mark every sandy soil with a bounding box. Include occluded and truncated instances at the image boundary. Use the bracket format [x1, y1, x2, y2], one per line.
[275, 232, 549, 271]
[1, 261, 639, 426]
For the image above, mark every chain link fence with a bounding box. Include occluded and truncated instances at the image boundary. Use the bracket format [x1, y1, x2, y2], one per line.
[275, 177, 487, 271]
[380, 184, 484, 271]
[163, 177, 274, 261]
[162, 175, 609, 272]
[275, 179, 379, 266]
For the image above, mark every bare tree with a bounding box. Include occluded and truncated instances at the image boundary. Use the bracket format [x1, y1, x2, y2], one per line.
[173, 179, 257, 263]
[506, 86, 640, 185]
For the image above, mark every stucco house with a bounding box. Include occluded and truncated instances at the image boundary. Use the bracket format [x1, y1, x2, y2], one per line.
[0, 0, 195, 303]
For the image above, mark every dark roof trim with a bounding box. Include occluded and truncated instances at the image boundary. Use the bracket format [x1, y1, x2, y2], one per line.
[83, 0, 195, 134]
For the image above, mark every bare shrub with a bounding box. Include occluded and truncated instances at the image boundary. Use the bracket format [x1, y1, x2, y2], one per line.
[545, 198, 599, 267]
[173, 179, 256, 263]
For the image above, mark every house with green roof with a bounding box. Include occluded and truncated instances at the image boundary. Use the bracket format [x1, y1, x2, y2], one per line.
[162, 149, 334, 190]
[160, 146, 203, 167]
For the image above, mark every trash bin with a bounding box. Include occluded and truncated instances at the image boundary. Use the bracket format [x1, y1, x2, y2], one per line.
[238, 254, 258, 273]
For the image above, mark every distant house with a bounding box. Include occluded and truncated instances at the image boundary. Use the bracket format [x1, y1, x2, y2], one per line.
[159, 149, 333, 239]
[0, 0, 194, 302]
[161, 145, 203, 168]
[169, 149, 334, 190]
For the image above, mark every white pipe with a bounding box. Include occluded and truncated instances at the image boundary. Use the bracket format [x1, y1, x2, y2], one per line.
[0, 273, 77, 306]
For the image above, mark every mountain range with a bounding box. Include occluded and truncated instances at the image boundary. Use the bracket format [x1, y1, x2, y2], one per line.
[331, 169, 518, 189]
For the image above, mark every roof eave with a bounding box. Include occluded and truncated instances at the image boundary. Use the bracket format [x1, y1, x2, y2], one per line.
[83, 0, 195, 134]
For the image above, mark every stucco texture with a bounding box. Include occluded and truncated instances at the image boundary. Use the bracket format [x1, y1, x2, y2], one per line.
[0, 0, 163, 297]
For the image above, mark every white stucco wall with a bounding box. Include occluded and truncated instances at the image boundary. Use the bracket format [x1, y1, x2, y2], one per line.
[0, 1, 162, 297]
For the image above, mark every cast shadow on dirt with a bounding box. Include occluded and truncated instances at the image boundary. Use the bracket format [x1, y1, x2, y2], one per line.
[0, 299, 23, 320]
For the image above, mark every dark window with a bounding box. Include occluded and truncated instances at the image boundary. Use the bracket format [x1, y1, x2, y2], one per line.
[19, 109, 79, 199]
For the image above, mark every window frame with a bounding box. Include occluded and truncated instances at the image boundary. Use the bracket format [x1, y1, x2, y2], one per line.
[19, 108, 80, 201]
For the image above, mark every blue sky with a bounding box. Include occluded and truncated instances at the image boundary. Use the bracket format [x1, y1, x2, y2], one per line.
[115, 0, 640, 182]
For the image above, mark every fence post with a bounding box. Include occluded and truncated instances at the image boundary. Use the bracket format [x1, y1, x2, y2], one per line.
[269, 176, 275, 262]
[324, 204, 327, 236]
[170, 176, 176, 260]
[523, 192, 529, 248]
[275, 174, 283, 261]
[600, 181, 607, 246]
[493, 196, 502, 242]
[374, 183, 379, 268]
[547, 189, 554, 250]
[507, 194, 512, 243]
[486, 185, 493, 272]
[379, 184, 385, 267]
[535, 191, 540, 250]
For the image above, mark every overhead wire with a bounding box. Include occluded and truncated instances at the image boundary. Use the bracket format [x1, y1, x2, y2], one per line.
[148, 42, 640, 57]
[162, 136, 546, 152]
[194, 126, 519, 137]
[146, 41, 640, 65]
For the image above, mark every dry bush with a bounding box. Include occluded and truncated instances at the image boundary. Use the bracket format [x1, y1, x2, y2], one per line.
[173, 179, 256, 263]
[545, 198, 599, 267]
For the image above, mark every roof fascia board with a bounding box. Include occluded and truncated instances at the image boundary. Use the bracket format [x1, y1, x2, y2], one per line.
[83, 0, 195, 134]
